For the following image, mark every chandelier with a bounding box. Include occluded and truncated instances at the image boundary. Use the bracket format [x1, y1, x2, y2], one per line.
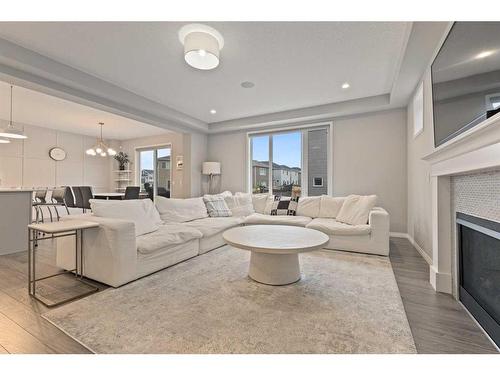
[85, 122, 116, 157]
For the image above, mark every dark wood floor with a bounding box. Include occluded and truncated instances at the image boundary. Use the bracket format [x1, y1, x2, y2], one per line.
[0, 237, 497, 354]
[390, 237, 497, 354]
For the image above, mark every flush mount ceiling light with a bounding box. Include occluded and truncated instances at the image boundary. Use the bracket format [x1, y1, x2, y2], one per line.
[341, 82, 350, 89]
[178, 24, 224, 70]
[0, 85, 28, 139]
[210, 109, 217, 114]
[86, 122, 116, 157]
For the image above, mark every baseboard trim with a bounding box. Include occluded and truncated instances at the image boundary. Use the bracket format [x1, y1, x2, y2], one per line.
[390, 232, 433, 266]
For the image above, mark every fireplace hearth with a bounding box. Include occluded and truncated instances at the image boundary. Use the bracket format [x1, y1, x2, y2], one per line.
[457, 212, 500, 347]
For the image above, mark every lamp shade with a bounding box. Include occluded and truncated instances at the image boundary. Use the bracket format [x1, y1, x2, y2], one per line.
[179, 24, 224, 70]
[202, 162, 221, 175]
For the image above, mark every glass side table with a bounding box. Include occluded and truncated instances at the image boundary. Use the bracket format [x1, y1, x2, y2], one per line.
[28, 220, 100, 307]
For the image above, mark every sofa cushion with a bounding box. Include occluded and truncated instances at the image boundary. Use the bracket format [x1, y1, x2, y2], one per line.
[306, 218, 371, 236]
[336, 195, 377, 225]
[296, 196, 321, 218]
[226, 192, 255, 217]
[184, 217, 244, 237]
[90, 198, 161, 236]
[252, 193, 272, 214]
[244, 213, 312, 227]
[155, 196, 208, 223]
[136, 224, 203, 255]
[318, 195, 345, 218]
[203, 195, 232, 217]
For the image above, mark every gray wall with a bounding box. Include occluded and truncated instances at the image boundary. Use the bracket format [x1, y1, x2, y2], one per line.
[207, 108, 408, 232]
[307, 128, 328, 196]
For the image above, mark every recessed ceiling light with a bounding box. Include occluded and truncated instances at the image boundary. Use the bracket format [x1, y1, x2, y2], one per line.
[241, 81, 255, 88]
[475, 50, 495, 59]
[210, 109, 217, 114]
[342, 82, 350, 89]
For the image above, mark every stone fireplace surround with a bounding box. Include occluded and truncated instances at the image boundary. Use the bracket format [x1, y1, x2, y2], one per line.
[423, 113, 500, 295]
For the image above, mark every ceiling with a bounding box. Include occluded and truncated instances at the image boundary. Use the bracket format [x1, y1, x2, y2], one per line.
[0, 80, 169, 140]
[0, 22, 411, 124]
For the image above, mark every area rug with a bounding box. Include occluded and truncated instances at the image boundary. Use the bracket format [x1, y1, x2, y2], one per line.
[43, 246, 416, 353]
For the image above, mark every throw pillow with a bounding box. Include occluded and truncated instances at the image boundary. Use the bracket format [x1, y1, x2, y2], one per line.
[336, 194, 378, 225]
[269, 196, 299, 216]
[203, 195, 232, 217]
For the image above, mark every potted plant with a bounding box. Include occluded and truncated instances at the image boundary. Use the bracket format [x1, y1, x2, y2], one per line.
[114, 151, 130, 170]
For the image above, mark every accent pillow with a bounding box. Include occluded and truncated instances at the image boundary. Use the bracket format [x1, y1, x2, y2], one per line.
[296, 196, 321, 218]
[203, 195, 232, 217]
[155, 196, 208, 223]
[226, 192, 255, 217]
[269, 196, 299, 216]
[90, 199, 161, 236]
[252, 193, 272, 214]
[336, 195, 378, 225]
[318, 195, 345, 218]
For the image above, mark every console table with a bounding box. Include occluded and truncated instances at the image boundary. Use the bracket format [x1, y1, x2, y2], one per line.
[28, 220, 100, 307]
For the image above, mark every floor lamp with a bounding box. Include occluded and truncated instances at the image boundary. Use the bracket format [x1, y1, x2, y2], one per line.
[202, 162, 221, 194]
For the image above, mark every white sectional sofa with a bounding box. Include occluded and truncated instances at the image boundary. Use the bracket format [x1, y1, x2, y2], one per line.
[57, 193, 389, 287]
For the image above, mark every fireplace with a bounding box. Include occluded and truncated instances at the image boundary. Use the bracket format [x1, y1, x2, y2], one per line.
[457, 212, 500, 347]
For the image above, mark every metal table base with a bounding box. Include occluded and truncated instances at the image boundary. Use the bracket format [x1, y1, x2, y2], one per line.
[28, 228, 99, 308]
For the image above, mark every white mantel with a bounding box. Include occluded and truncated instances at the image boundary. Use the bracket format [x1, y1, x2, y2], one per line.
[422, 114, 500, 293]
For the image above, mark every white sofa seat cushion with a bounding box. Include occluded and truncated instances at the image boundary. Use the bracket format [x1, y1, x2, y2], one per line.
[244, 213, 312, 227]
[136, 224, 203, 255]
[183, 217, 244, 237]
[306, 218, 371, 236]
[155, 196, 208, 223]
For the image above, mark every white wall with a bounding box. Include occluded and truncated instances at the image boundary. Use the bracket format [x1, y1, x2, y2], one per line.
[207, 108, 408, 232]
[0, 124, 111, 192]
[333, 109, 407, 233]
[406, 70, 437, 258]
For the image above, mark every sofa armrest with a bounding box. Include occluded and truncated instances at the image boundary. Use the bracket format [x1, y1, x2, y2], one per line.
[368, 207, 390, 255]
[57, 215, 138, 287]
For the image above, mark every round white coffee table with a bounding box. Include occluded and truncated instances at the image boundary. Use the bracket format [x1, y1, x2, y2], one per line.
[223, 225, 329, 285]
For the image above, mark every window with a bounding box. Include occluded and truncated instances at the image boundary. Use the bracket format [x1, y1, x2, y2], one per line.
[313, 177, 323, 187]
[413, 82, 424, 137]
[249, 126, 330, 197]
[137, 145, 172, 198]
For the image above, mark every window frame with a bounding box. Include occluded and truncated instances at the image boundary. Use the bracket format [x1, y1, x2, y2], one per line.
[247, 122, 333, 196]
[135, 143, 172, 198]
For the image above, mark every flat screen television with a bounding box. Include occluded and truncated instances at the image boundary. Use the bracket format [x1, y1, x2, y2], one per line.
[431, 22, 500, 147]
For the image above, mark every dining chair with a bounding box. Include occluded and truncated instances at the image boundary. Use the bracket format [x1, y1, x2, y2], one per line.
[49, 187, 70, 218]
[79, 186, 93, 212]
[124, 186, 140, 200]
[72, 186, 84, 212]
[157, 187, 170, 198]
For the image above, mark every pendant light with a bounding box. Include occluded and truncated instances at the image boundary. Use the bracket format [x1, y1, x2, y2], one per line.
[86, 122, 116, 157]
[0, 85, 27, 139]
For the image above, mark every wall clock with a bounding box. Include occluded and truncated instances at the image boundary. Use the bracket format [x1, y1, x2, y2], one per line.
[49, 147, 67, 161]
